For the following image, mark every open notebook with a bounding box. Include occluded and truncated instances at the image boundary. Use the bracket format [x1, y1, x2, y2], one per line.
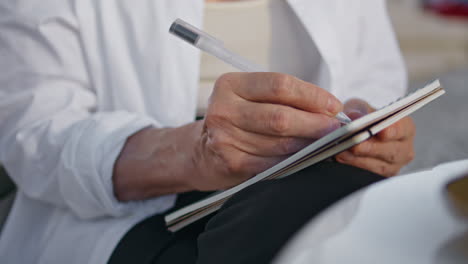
[165, 80, 445, 232]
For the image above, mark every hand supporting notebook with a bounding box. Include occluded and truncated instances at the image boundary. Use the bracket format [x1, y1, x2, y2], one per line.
[165, 80, 444, 231]
[336, 99, 416, 177]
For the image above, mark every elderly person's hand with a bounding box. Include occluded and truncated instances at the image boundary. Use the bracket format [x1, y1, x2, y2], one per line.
[335, 99, 416, 177]
[191, 72, 343, 190]
[113, 73, 343, 200]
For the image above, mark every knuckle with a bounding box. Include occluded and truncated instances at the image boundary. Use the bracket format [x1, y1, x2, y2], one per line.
[207, 140, 245, 175]
[381, 126, 396, 139]
[308, 87, 325, 109]
[349, 146, 360, 155]
[224, 153, 246, 175]
[378, 164, 398, 177]
[351, 142, 370, 156]
[381, 128, 392, 139]
[214, 73, 237, 92]
[204, 110, 226, 128]
[206, 131, 227, 151]
[269, 109, 290, 135]
[204, 116, 216, 129]
[205, 101, 237, 126]
[270, 74, 291, 97]
[394, 124, 402, 138]
[378, 165, 389, 177]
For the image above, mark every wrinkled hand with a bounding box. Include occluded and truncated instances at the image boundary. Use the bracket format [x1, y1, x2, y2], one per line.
[191, 72, 343, 190]
[335, 99, 416, 177]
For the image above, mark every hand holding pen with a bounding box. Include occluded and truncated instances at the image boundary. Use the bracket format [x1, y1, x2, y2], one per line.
[170, 19, 352, 125]
[128, 19, 343, 192]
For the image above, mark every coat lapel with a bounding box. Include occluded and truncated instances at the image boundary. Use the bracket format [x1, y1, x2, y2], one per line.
[286, 0, 343, 92]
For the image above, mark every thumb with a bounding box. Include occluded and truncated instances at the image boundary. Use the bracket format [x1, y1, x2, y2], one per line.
[343, 99, 375, 120]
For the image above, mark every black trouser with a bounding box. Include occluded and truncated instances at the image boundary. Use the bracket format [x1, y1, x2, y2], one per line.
[108, 162, 383, 264]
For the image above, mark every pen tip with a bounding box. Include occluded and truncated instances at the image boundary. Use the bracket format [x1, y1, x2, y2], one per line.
[336, 112, 352, 124]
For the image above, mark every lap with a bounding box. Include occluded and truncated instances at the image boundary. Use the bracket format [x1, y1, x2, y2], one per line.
[109, 162, 384, 264]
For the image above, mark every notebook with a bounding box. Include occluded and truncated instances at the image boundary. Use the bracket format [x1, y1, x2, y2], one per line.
[165, 79, 445, 232]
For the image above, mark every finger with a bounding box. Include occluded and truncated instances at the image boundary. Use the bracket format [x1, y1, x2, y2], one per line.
[212, 124, 314, 157]
[227, 72, 343, 116]
[377, 116, 416, 141]
[231, 100, 341, 138]
[343, 98, 375, 119]
[347, 138, 415, 165]
[335, 151, 400, 177]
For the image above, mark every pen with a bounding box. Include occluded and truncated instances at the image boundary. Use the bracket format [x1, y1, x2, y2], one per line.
[169, 18, 352, 124]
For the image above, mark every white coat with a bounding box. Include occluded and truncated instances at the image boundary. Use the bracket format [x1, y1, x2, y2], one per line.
[0, 0, 406, 263]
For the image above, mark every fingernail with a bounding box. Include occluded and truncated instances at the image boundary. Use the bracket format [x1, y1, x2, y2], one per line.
[342, 152, 354, 161]
[347, 107, 368, 117]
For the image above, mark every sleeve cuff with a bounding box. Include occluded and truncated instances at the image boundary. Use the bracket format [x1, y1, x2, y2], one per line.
[59, 111, 177, 219]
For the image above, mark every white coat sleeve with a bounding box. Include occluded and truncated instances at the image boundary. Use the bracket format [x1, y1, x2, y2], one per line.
[0, 2, 176, 219]
[342, 0, 408, 108]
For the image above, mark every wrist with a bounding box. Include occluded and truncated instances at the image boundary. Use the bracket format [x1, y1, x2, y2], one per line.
[112, 121, 204, 201]
[166, 121, 205, 192]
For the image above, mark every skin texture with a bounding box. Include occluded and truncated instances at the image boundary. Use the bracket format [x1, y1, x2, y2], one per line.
[113, 0, 416, 201]
[113, 73, 343, 201]
[113, 75, 416, 202]
[335, 99, 416, 177]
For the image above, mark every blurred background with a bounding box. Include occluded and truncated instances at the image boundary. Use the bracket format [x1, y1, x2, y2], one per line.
[1, 0, 467, 227]
[387, 0, 468, 173]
